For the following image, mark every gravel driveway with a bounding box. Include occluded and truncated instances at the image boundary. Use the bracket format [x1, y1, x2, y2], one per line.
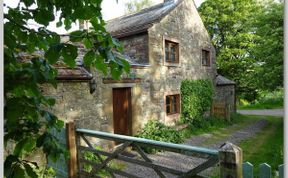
[237, 109, 284, 117]
[118, 119, 268, 178]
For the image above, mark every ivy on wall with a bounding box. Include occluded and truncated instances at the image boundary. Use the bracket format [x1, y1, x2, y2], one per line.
[180, 79, 214, 124]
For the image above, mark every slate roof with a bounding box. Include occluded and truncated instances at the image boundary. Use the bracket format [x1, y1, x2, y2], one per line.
[106, 0, 182, 38]
[216, 75, 236, 86]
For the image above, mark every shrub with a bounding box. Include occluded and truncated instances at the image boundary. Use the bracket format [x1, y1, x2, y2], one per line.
[83, 146, 125, 177]
[238, 88, 283, 109]
[180, 79, 214, 124]
[136, 120, 183, 153]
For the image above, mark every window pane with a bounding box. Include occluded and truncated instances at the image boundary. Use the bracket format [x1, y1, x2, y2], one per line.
[172, 103, 176, 113]
[165, 41, 179, 63]
[166, 105, 170, 113]
[166, 96, 170, 105]
[171, 53, 175, 62]
[202, 50, 209, 66]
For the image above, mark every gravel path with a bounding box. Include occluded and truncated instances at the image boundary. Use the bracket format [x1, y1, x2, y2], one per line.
[237, 109, 284, 117]
[118, 119, 268, 177]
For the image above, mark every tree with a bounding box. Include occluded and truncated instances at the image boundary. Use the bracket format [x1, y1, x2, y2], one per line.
[4, 0, 129, 177]
[252, 0, 284, 91]
[198, 0, 283, 101]
[124, 0, 154, 14]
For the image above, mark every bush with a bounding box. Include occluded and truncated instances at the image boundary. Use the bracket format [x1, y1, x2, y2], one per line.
[83, 146, 124, 177]
[136, 120, 183, 153]
[180, 79, 214, 124]
[238, 88, 283, 109]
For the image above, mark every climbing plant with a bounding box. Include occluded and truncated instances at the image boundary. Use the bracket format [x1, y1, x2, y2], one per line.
[180, 79, 214, 125]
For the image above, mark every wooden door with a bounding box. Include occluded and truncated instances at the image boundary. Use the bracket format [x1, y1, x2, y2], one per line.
[112, 88, 132, 136]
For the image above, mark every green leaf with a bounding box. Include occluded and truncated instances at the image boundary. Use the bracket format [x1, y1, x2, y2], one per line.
[73, 7, 92, 20]
[94, 55, 108, 75]
[69, 30, 85, 42]
[22, 138, 36, 154]
[36, 134, 46, 147]
[45, 98, 56, 106]
[61, 44, 78, 67]
[4, 155, 18, 177]
[56, 20, 62, 27]
[13, 138, 36, 157]
[119, 58, 130, 73]
[83, 38, 93, 48]
[33, 9, 55, 26]
[21, 0, 34, 7]
[45, 44, 63, 64]
[64, 18, 72, 30]
[83, 50, 95, 66]
[23, 163, 38, 178]
[13, 164, 26, 178]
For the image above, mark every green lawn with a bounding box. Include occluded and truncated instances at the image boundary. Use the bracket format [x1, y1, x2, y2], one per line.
[237, 102, 283, 110]
[240, 116, 283, 176]
[237, 89, 283, 110]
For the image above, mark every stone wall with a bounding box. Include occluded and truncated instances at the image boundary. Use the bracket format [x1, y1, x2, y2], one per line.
[214, 85, 236, 113]
[119, 33, 149, 64]
[147, 0, 217, 125]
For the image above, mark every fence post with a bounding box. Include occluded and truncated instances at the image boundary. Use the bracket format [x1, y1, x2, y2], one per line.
[66, 122, 77, 178]
[219, 142, 243, 178]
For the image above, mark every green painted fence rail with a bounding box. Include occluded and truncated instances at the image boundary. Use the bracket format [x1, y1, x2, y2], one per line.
[75, 128, 220, 178]
[243, 162, 284, 178]
[76, 128, 219, 157]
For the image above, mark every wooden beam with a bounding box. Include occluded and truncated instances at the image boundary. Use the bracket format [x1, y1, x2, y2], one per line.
[102, 78, 141, 84]
[66, 122, 77, 178]
[179, 156, 218, 177]
[134, 145, 166, 178]
[78, 146, 184, 175]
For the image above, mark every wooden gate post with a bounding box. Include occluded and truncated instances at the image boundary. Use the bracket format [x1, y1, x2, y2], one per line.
[66, 122, 77, 178]
[219, 142, 243, 178]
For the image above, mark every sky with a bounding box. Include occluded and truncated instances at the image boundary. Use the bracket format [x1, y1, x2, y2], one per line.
[4, 0, 205, 34]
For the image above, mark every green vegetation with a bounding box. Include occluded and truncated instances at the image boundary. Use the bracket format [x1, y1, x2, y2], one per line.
[179, 116, 234, 139]
[238, 88, 283, 109]
[83, 146, 125, 177]
[180, 79, 214, 124]
[240, 116, 283, 176]
[4, 0, 129, 176]
[136, 120, 183, 153]
[199, 0, 283, 101]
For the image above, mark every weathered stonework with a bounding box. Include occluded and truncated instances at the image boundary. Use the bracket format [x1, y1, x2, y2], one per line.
[147, 0, 217, 125]
[119, 33, 149, 64]
[215, 85, 236, 113]
[45, 0, 218, 137]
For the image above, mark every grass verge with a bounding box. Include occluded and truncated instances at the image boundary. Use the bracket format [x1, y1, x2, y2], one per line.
[239, 116, 283, 176]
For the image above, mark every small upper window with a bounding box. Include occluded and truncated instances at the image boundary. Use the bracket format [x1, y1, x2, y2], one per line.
[202, 49, 210, 66]
[165, 40, 179, 63]
[166, 94, 180, 115]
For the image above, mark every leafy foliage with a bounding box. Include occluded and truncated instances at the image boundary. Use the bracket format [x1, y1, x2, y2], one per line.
[136, 120, 183, 153]
[4, 0, 129, 177]
[251, 1, 284, 91]
[124, 0, 154, 14]
[198, 0, 283, 101]
[238, 88, 283, 109]
[180, 80, 214, 124]
[83, 146, 124, 177]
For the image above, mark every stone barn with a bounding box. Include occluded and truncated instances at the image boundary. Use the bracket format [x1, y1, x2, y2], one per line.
[213, 74, 236, 118]
[43, 0, 218, 136]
